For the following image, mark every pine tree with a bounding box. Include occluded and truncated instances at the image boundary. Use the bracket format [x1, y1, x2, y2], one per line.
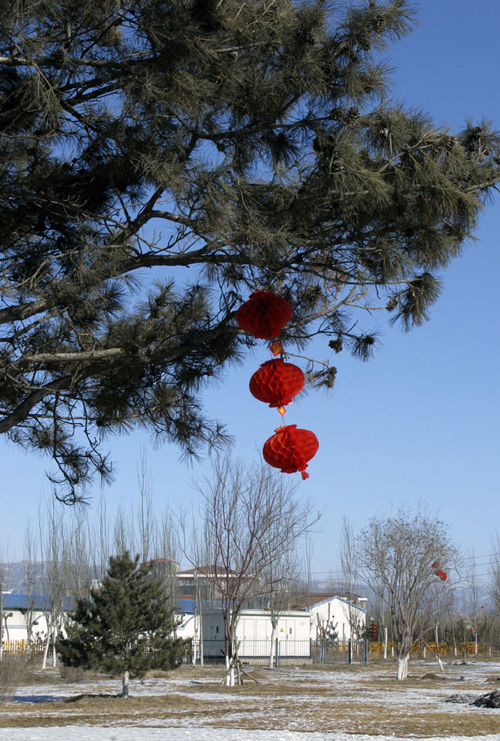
[57, 552, 186, 697]
[0, 0, 499, 502]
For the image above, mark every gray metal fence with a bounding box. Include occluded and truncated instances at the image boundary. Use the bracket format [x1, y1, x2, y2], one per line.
[193, 638, 311, 663]
[190, 638, 371, 665]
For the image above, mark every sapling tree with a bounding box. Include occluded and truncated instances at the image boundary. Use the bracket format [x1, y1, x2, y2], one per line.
[490, 534, 500, 617]
[355, 508, 458, 680]
[57, 551, 186, 697]
[23, 524, 38, 656]
[0, 546, 7, 662]
[189, 454, 319, 685]
[1, 0, 499, 503]
[39, 501, 70, 670]
[261, 545, 298, 668]
[339, 517, 365, 647]
[416, 578, 455, 671]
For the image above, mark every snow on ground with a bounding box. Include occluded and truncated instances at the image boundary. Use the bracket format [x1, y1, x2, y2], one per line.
[1, 660, 499, 740]
[0, 728, 500, 741]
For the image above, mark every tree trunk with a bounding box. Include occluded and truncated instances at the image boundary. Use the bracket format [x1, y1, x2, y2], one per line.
[42, 622, 51, 670]
[383, 626, 387, 660]
[0, 591, 3, 662]
[224, 620, 235, 687]
[269, 624, 276, 668]
[224, 654, 234, 687]
[122, 670, 129, 698]
[52, 626, 58, 668]
[397, 653, 409, 680]
[42, 627, 50, 671]
[196, 593, 204, 667]
[434, 625, 444, 673]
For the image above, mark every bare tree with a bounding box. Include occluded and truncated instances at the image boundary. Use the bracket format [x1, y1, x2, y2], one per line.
[137, 451, 155, 565]
[462, 555, 483, 656]
[313, 601, 339, 664]
[190, 454, 319, 686]
[356, 507, 458, 680]
[339, 518, 365, 649]
[303, 535, 314, 612]
[113, 507, 136, 558]
[23, 524, 38, 656]
[262, 547, 299, 668]
[490, 533, 500, 615]
[339, 518, 391, 657]
[153, 512, 179, 614]
[0, 543, 8, 662]
[39, 500, 70, 670]
[416, 578, 455, 672]
[88, 493, 111, 587]
[65, 508, 93, 600]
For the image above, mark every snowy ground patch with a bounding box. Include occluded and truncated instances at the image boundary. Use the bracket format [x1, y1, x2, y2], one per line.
[0, 658, 499, 740]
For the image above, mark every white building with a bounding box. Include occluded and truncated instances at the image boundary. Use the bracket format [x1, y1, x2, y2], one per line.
[1, 594, 50, 644]
[201, 608, 311, 663]
[307, 594, 367, 642]
[174, 598, 200, 640]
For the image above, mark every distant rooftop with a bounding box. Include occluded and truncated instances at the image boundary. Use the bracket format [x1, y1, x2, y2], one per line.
[178, 565, 239, 577]
[176, 598, 226, 614]
[291, 592, 367, 612]
[2, 593, 75, 611]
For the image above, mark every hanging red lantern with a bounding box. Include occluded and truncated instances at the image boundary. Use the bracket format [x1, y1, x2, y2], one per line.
[263, 424, 319, 480]
[236, 291, 292, 339]
[435, 569, 448, 581]
[431, 561, 440, 569]
[249, 359, 305, 409]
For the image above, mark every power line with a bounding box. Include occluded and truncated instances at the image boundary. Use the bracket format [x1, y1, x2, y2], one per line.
[461, 552, 500, 563]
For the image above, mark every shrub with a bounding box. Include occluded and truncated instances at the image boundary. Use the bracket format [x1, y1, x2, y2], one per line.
[0, 656, 28, 703]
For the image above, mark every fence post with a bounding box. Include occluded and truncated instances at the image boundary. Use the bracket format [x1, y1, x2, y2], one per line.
[348, 639, 352, 664]
[275, 638, 280, 667]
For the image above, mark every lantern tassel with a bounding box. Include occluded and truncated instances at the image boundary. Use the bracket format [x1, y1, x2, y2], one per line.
[270, 341, 283, 356]
[301, 471, 310, 480]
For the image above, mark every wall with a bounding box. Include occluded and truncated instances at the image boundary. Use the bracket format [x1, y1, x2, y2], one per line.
[310, 597, 367, 642]
[201, 609, 311, 660]
[2, 610, 48, 643]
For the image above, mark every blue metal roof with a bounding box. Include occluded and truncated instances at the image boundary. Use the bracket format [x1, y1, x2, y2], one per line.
[175, 598, 226, 614]
[2, 594, 74, 611]
[3, 594, 230, 614]
[176, 598, 196, 614]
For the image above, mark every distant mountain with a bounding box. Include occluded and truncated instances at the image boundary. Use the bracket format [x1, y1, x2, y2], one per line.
[0, 561, 47, 594]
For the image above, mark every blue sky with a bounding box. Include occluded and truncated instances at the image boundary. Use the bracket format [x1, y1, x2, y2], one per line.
[1, 1, 499, 584]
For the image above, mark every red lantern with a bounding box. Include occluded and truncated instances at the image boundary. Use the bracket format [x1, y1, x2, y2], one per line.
[431, 561, 440, 569]
[263, 424, 319, 480]
[249, 359, 305, 409]
[435, 569, 448, 581]
[236, 291, 292, 339]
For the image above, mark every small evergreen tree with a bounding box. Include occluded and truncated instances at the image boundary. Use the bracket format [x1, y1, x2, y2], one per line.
[57, 552, 186, 697]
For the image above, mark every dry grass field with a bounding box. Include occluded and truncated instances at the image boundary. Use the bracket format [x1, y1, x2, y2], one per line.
[0, 657, 499, 737]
